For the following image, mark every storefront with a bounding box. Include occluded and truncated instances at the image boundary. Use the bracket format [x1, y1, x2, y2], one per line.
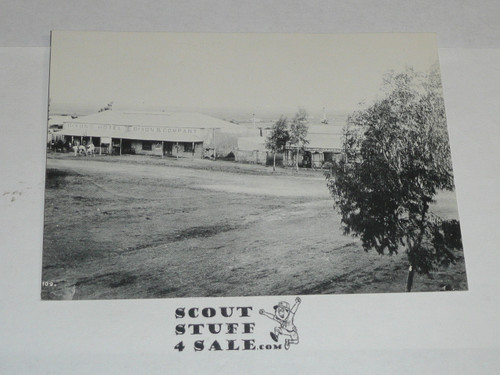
[59, 111, 243, 159]
[284, 126, 344, 168]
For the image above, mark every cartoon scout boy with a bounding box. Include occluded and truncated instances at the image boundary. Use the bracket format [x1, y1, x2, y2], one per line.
[259, 297, 301, 350]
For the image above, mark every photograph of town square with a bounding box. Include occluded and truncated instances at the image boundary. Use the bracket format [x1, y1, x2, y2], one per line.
[42, 32, 467, 299]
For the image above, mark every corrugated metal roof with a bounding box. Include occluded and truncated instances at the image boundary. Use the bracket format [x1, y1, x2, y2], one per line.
[285, 125, 343, 150]
[237, 136, 266, 151]
[308, 124, 344, 134]
[64, 111, 237, 130]
[306, 133, 343, 150]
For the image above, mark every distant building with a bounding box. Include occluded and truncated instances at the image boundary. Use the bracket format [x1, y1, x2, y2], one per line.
[47, 115, 72, 145]
[56, 111, 344, 167]
[234, 124, 344, 168]
[284, 125, 343, 168]
[234, 136, 268, 164]
[58, 111, 250, 158]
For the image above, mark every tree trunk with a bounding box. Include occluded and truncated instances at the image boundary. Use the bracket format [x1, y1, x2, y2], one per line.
[406, 265, 415, 292]
[273, 152, 276, 172]
[406, 207, 427, 293]
[295, 147, 299, 172]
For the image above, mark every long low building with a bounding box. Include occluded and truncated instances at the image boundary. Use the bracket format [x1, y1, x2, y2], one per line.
[283, 125, 344, 168]
[57, 110, 345, 168]
[234, 124, 344, 168]
[59, 111, 250, 158]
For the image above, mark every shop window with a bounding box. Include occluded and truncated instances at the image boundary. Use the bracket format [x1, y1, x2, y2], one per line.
[142, 141, 152, 151]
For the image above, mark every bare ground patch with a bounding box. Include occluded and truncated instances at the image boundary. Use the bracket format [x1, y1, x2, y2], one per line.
[41, 156, 467, 299]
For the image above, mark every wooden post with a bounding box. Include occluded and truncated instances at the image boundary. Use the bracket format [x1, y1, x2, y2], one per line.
[212, 128, 216, 160]
[192, 142, 194, 161]
[296, 146, 299, 172]
[176, 142, 179, 160]
[161, 141, 164, 159]
[119, 138, 122, 156]
[99, 140, 102, 155]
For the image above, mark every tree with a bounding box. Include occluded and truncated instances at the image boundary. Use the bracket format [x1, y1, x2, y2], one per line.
[265, 116, 290, 172]
[98, 101, 114, 112]
[289, 108, 309, 172]
[325, 67, 463, 292]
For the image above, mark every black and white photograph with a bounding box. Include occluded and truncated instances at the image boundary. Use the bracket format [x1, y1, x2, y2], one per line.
[3, 1, 500, 373]
[42, 31, 467, 300]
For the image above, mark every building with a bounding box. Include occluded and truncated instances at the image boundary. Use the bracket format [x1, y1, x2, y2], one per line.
[57, 111, 345, 167]
[234, 136, 268, 164]
[235, 123, 344, 168]
[284, 125, 343, 168]
[59, 111, 251, 158]
[47, 115, 72, 145]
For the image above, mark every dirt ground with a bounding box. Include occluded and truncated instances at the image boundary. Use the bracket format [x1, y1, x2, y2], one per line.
[41, 153, 468, 300]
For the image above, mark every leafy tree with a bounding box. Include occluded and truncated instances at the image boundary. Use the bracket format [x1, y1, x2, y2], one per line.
[289, 108, 309, 171]
[325, 67, 463, 292]
[98, 101, 114, 112]
[265, 116, 290, 172]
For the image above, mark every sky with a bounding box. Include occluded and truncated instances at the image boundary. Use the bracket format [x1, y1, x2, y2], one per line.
[49, 32, 441, 115]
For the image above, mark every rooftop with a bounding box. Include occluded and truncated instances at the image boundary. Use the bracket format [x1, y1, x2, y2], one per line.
[306, 133, 343, 150]
[64, 111, 237, 130]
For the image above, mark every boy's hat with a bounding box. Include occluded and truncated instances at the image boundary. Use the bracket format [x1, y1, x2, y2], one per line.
[273, 301, 290, 311]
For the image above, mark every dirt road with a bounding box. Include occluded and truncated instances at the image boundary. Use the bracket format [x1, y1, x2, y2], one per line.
[42, 155, 467, 299]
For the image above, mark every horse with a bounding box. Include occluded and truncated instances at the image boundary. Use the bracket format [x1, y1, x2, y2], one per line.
[54, 139, 65, 152]
[86, 143, 95, 156]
